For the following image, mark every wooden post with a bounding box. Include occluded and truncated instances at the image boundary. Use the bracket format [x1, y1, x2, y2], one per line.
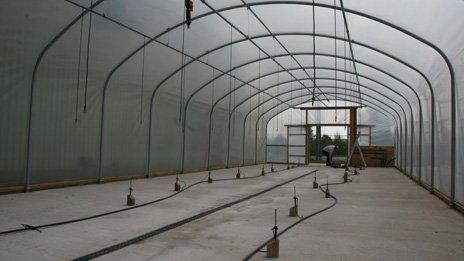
[349, 108, 358, 165]
[369, 126, 372, 146]
[305, 110, 309, 165]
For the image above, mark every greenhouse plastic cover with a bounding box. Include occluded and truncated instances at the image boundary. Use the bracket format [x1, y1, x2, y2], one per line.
[0, 0, 463, 206]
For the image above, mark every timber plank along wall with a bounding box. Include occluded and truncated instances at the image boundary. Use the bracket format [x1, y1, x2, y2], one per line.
[352, 146, 395, 167]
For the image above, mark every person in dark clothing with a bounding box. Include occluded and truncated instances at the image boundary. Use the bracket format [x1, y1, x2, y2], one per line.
[322, 145, 338, 166]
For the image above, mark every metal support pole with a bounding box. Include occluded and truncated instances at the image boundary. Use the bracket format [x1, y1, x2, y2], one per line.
[316, 125, 321, 160]
[286, 125, 290, 164]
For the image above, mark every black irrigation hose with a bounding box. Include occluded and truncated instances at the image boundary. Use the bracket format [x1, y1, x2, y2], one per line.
[213, 165, 289, 182]
[0, 165, 297, 236]
[243, 176, 350, 260]
[0, 179, 205, 236]
[72, 169, 319, 261]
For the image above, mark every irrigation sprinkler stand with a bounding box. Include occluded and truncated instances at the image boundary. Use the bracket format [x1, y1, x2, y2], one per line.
[289, 186, 299, 217]
[267, 209, 279, 258]
[126, 179, 135, 206]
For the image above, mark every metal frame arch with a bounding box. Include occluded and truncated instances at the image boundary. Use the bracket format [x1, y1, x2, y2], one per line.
[205, 85, 406, 170]
[60, 1, 451, 201]
[202, 81, 410, 172]
[203, 56, 425, 175]
[228, 77, 411, 166]
[253, 91, 403, 165]
[177, 49, 424, 175]
[263, 93, 399, 165]
[24, 0, 106, 191]
[223, 75, 415, 172]
[177, 50, 425, 172]
[258, 91, 403, 169]
[247, 87, 407, 166]
[147, 32, 436, 184]
[97, 28, 434, 184]
[55, 4, 434, 187]
[235, 85, 405, 169]
[204, 0, 456, 206]
[194, 54, 419, 171]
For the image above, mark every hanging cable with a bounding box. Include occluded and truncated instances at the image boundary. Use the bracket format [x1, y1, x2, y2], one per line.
[211, 57, 215, 133]
[290, 81, 293, 125]
[185, 0, 193, 28]
[83, 0, 93, 113]
[247, 5, 250, 38]
[74, 9, 84, 123]
[334, 0, 337, 122]
[179, 7, 187, 123]
[344, 23, 347, 127]
[339, 0, 361, 107]
[140, 37, 146, 124]
[228, 26, 233, 137]
[311, 0, 316, 105]
[210, 60, 214, 107]
[247, 7, 252, 136]
[233, 77, 236, 136]
[276, 72, 280, 132]
[257, 50, 261, 128]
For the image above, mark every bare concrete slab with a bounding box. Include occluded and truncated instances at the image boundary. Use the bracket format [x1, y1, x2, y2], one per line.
[0, 166, 463, 260]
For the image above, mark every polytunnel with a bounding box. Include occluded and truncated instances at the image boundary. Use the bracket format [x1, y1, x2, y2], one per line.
[1, 1, 464, 260]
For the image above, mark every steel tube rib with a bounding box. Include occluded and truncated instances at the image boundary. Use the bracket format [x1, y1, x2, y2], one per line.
[252, 90, 403, 165]
[62, 1, 448, 200]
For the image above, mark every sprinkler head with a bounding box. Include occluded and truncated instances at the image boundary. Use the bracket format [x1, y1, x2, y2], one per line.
[313, 180, 318, 189]
[174, 177, 181, 191]
[325, 187, 331, 198]
[126, 180, 135, 206]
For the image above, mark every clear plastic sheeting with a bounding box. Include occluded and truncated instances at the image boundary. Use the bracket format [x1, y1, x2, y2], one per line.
[0, 0, 462, 208]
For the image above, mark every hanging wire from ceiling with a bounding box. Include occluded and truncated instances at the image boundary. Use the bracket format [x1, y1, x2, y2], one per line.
[228, 25, 233, 135]
[247, 6, 252, 137]
[344, 19, 347, 128]
[83, 0, 93, 113]
[311, 0, 316, 105]
[210, 54, 215, 132]
[233, 76, 236, 136]
[273, 38, 278, 132]
[179, 5, 187, 123]
[290, 80, 293, 125]
[334, 0, 338, 122]
[339, 0, 362, 107]
[276, 71, 280, 132]
[257, 50, 261, 132]
[74, 9, 84, 123]
[139, 37, 146, 125]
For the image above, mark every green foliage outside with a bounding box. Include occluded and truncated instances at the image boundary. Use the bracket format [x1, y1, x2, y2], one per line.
[309, 133, 347, 157]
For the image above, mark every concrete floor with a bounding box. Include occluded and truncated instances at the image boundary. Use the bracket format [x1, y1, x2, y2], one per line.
[0, 165, 463, 260]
